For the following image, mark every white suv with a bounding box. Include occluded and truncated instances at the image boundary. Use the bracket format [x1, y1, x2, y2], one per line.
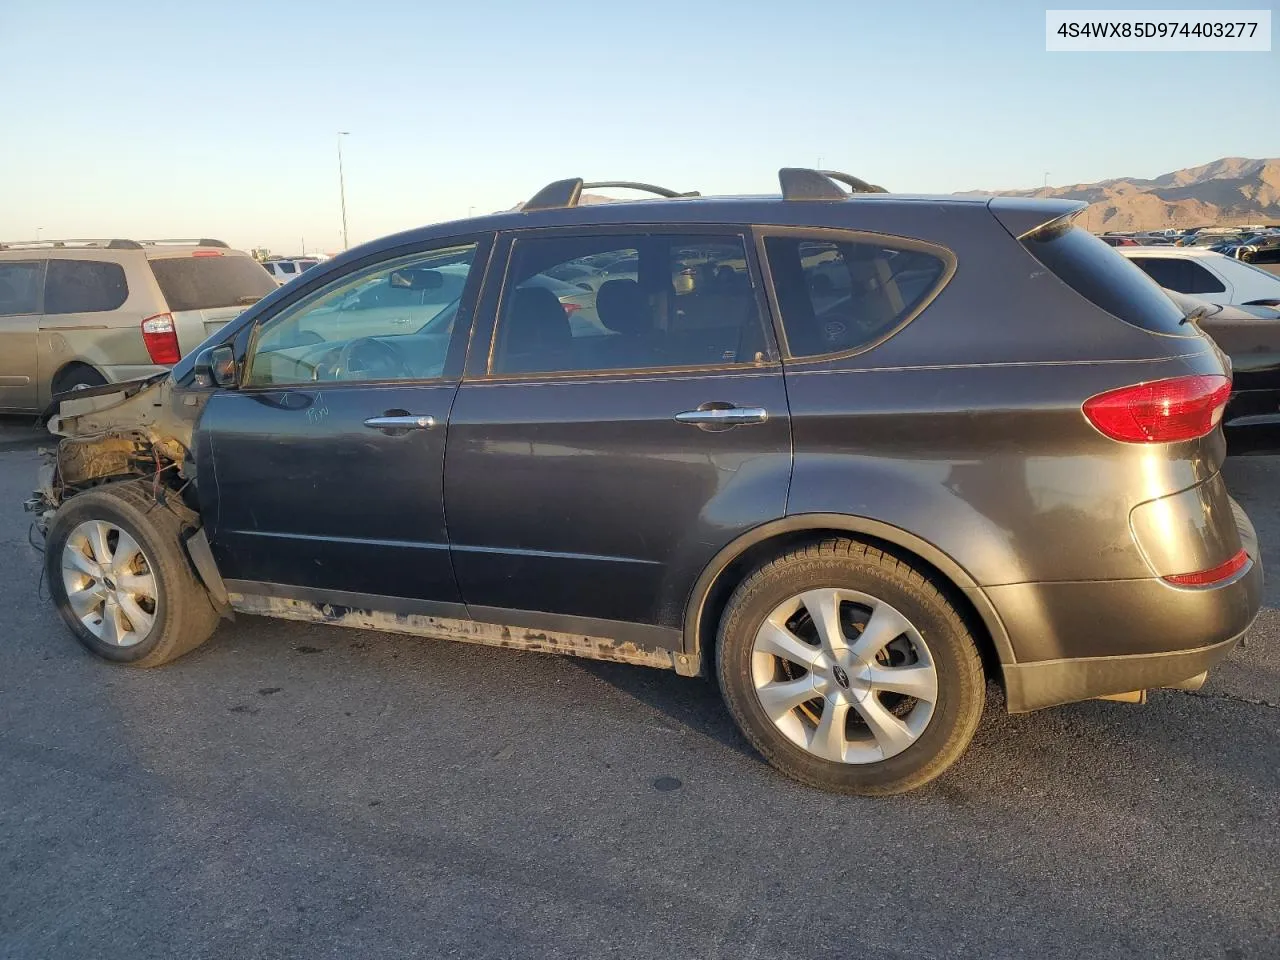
[1119, 246, 1280, 307]
[261, 258, 322, 285]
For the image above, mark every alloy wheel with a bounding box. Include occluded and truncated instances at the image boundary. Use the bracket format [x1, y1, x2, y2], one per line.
[61, 520, 158, 648]
[750, 588, 937, 764]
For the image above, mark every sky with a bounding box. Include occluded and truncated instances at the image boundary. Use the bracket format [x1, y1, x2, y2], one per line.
[2, 0, 1277, 255]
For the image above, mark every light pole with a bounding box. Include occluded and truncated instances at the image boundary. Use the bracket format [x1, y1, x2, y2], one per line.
[337, 131, 350, 250]
[1042, 171, 1051, 197]
[36, 227, 43, 240]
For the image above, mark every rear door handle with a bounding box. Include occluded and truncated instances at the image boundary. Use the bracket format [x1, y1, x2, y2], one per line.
[363, 415, 436, 430]
[674, 406, 769, 426]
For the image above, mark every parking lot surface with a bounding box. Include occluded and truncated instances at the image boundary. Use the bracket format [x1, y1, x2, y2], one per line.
[1, 444, 1276, 959]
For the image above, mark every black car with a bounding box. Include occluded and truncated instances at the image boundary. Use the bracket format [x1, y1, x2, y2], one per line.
[30, 170, 1265, 795]
[1168, 289, 1280, 455]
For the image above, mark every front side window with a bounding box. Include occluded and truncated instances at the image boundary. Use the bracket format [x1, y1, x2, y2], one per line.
[0, 261, 44, 316]
[245, 243, 478, 386]
[44, 260, 128, 315]
[279, 261, 297, 274]
[763, 236, 947, 357]
[490, 233, 769, 375]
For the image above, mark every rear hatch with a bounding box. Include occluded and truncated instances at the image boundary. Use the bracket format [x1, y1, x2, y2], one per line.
[147, 250, 277, 358]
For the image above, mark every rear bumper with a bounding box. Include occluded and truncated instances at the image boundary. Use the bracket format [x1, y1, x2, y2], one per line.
[1002, 630, 1247, 713]
[993, 558, 1261, 712]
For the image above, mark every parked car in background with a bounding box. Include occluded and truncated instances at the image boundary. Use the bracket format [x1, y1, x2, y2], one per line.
[1099, 235, 1140, 246]
[1229, 234, 1280, 273]
[31, 172, 1264, 796]
[0, 238, 276, 412]
[1118, 246, 1280, 307]
[262, 258, 322, 285]
[1167, 289, 1280, 456]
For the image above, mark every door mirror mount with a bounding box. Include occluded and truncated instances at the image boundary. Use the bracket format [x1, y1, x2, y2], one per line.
[193, 345, 238, 388]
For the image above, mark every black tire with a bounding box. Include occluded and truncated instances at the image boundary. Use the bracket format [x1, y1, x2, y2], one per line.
[716, 539, 985, 796]
[51, 364, 107, 395]
[46, 480, 220, 666]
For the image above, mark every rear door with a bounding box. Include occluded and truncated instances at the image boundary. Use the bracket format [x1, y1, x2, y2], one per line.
[443, 227, 791, 643]
[148, 251, 279, 357]
[198, 236, 490, 607]
[0, 259, 44, 411]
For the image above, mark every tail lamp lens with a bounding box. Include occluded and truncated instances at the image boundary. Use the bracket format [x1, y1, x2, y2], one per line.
[1082, 375, 1231, 443]
[140, 313, 181, 364]
[1163, 548, 1249, 587]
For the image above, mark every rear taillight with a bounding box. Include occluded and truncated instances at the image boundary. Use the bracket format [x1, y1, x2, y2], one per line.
[562, 302, 582, 316]
[140, 313, 181, 364]
[1082, 375, 1231, 443]
[1163, 548, 1249, 587]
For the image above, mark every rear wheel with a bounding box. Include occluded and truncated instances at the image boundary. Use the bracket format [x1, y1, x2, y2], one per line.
[51, 364, 107, 395]
[717, 539, 985, 795]
[46, 481, 219, 666]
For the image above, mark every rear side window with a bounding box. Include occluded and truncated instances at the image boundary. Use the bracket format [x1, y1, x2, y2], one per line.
[0, 261, 44, 316]
[1128, 256, 1226, 295]
[44, 260, 128, 314]
[1021, 223, 1188, 334]
[149, 255, 278, 312]
[279, 261, 297, 274]
[763, 236, 947, 357]
[490, 233, 770, 376]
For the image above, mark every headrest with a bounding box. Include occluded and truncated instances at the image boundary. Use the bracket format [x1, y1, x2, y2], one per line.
[595, 279, 649, 336]
[505, 285, 571, 352]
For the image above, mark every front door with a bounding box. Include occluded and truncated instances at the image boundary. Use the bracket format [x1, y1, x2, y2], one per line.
[0, 259, 45, 412]
[198, 237, 490, 608]
[444, 229, 792, 642]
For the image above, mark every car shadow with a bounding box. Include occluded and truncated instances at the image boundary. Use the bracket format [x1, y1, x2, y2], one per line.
[570, 658, 761, 760]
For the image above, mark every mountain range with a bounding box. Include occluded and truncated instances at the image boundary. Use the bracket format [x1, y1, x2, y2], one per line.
[968, 157, 1280, 232]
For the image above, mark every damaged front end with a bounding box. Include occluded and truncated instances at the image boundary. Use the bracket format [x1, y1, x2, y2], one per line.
[25, 374, 210, 534]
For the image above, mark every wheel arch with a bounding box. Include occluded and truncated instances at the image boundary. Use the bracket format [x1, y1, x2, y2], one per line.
[682, 513, 1016, 680]
[46, 358, 108, 402]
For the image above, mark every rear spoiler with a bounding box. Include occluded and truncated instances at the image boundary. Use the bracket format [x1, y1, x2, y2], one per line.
[988, 197, 1088, 240]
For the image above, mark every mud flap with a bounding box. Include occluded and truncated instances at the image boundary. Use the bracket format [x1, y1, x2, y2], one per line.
[184, 527, 234, 620]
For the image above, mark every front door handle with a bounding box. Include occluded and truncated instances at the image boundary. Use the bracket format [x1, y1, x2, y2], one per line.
[674, 406, 769, 427]
[363, 414, 436, 430]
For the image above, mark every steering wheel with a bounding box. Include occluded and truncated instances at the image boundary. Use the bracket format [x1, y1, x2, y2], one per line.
[333, 337, 414, 381]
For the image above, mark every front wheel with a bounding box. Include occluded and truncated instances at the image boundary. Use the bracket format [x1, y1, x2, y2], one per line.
[46, 481, 220, 666]
[717, 539, 985, 795]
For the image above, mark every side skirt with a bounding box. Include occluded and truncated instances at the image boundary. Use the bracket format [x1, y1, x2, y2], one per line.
[227, 591, 677, 672]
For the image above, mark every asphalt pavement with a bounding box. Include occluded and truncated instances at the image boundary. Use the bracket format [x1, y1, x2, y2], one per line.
[0, 443, 1276, 959]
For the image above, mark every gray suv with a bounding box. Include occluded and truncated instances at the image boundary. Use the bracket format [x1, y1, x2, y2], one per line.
[29, 170, 1263, 795]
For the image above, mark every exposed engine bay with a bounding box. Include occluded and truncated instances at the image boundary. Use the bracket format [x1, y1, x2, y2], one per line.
[25, 374, 208, 532]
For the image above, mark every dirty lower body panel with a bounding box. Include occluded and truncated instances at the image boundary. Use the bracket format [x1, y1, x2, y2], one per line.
[228, 592, 678, 671]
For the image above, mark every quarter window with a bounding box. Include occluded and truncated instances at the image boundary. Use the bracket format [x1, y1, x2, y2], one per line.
[763, 236, 947, 357]
[1129, 256, 1226, 295]
[490, 234, 770, 375]
[245, 243, 478, 386]
[0, 261, 44, 316]
[44, 260, 128, 314]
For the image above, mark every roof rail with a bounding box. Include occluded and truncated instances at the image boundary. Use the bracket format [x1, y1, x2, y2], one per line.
[0, 238, 143, 251]
[522, 178, 700, 212]
[139, 238, 229, 248]
[778, 168, 888, 200]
